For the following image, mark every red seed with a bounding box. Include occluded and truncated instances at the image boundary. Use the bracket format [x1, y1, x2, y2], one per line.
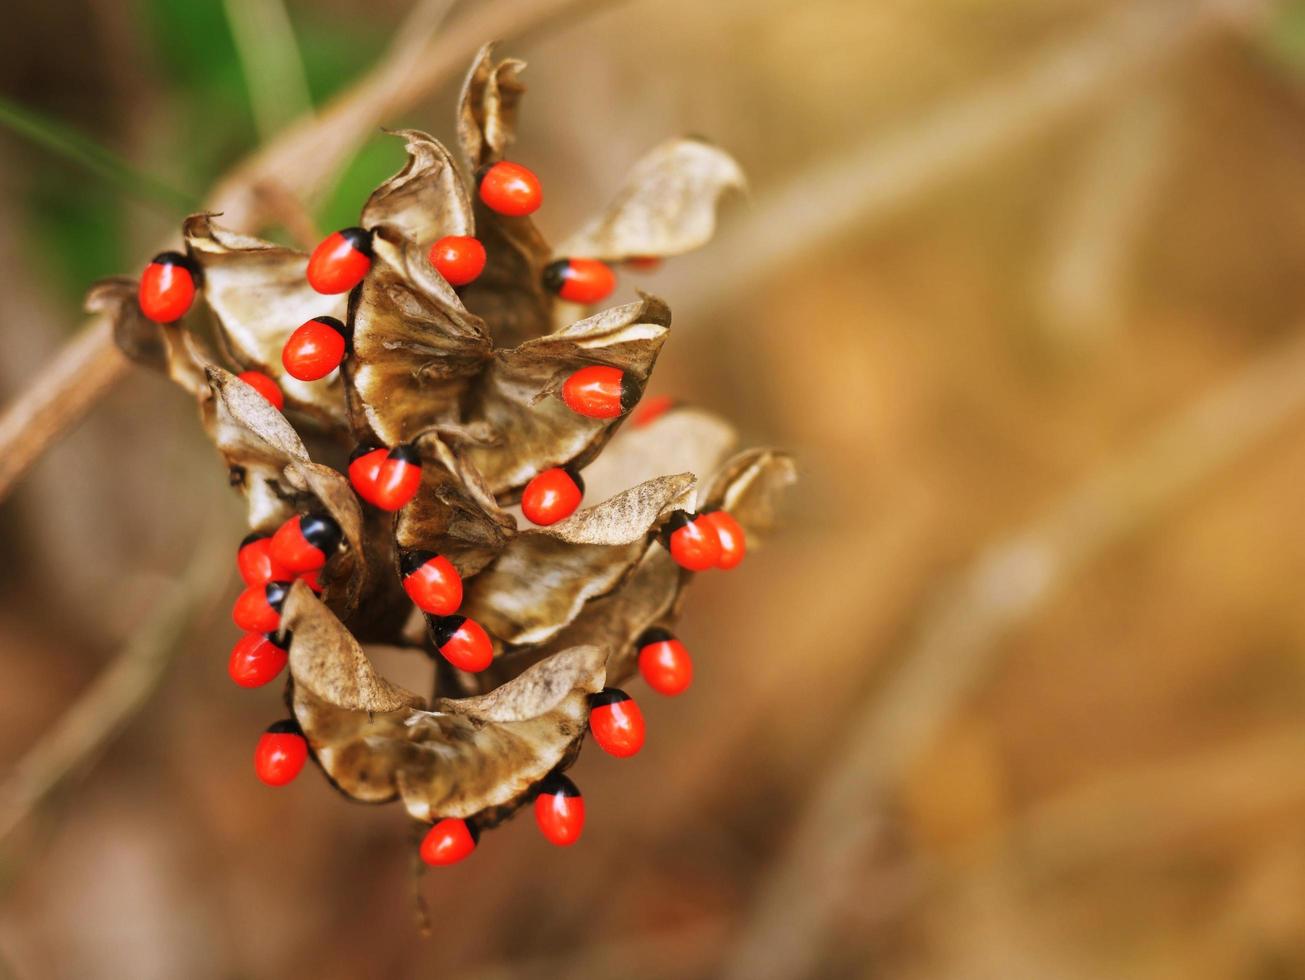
[666, 511, 722, 572]
[561, 365, 636, 420]
[419, 818, 477, 866]
[401, 553, 463, 617]
[237, 534, 290, 587]
[228, 632, 289, 688]
[139, 252, 198, 323]
[269, 514, 341, 573]
[700, 510, 746, 569]
[543, 258, 617, 304]
[631, 394, 675, 428]
[478, 161, 542, 216]
[236, 370, 284, 410]
[637, 629, 693, 696]
[521, 468, 583, 526]
[232, 582, 289, 633]
[282, 317, 347, 381]
[428, 235, 487, 286]
[306, 228, 372, 294]
[588, 689, 645, 758]
[254, 721, 308, 786]
[432, 615, 493, 672]
[534, 775, 584, 846]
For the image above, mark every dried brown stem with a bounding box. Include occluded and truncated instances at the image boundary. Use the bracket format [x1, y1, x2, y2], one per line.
[0, 0, 620, 505]
[724, 326, 1305, 978]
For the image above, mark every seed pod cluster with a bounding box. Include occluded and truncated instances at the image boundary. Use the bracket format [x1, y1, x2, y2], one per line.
[94, 44, 790, 869]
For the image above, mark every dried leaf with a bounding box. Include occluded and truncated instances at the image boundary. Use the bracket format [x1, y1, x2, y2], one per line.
[344, 231, 491, 446]
[460, 474, 694, 646]
[281, 581, 425, 712]
[292, 644, 605, 819]
[580, 405, 738, 504]
[394, 434, 515, 579]
[184, 213, 348, 429]
[89, 276, 211, 395]
[360, 129, 473, 245]
[456, 43, 554, 348]
[464, 295, 671, 496]
[558, 137, 746, 261]
[700, 448, 798, 535]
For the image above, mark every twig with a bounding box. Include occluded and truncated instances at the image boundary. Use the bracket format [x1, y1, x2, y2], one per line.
[0, 532, 229, 848]
[724, 323, 1305, 979]
[0, 318, 130, 502]
[0, 0, 619, 506]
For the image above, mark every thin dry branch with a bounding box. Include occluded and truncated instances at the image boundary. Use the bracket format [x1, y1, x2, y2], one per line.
[725, 324, 1305, 979]
[0, 532, 229, 848]
[0, 0, 619, 505]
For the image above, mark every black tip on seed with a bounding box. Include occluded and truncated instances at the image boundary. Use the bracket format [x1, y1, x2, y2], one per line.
[430, 614, 466, 649]
[312, 315, 348, 337]
[349, 442, 380, 463]
[619, 374, 641, 414]
[665, 510, 694, 534]
[538, 772, 581, 798]
[638, 627, 673, 648]
[466, 821, 482, 845]
[338, 226, 374, 257]
[564, 467, 585, 496]
[266, 629, 293, 650]
[589, 687, 631, 708]
[300, 513, 342, 555]
[265, 717, 301, 736]
[388, 443, 421, 466]
[239, 531, 270, 550]
[400, 550, 437, 578]
[542, 259, 569, 294]
[265, 580, 291, 611]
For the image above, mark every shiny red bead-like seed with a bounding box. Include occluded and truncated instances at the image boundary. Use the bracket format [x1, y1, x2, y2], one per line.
[625, 256, 662, 272]
[420, 818, 478, 866]
[666, 511, 722, 572]
[373, 446, 422, 512]
[297, 568, 323, 594]
[431, 615, 493, 672]
[236, 370, 284, 410]
[347, 445, 386, 504]
[534, 774, 584, 846]
[478, 161, 542, 216]
[701, 510, 746, 569]
[542, 258, 617, 304]
[561, 365, 638, 420]
[270, 513, 342, 573]
[237, 533, 290, 587]
[521, 468, 583, 526]
[254, 720, 308, 786]
[632, 394, 676, 428]
[401, 552, 463, 616]
[588, 688, 645, 758]
[232, 581, 290, 633]
[138, 251, 198, 323]
[306, 227, 373, 294]
[428, 235, 487, 286]
[637, 628, 693, 696]
[228, 631, 289, 688]
[282, 316, 347, 381]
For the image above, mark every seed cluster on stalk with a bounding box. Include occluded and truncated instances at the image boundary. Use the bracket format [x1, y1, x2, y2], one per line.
[93, 43, 792, 871]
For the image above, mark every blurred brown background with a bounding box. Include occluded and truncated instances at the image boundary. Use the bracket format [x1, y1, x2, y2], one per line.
[4, 0, 1305, 976]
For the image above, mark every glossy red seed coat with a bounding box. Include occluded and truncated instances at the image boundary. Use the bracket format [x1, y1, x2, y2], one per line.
[521, 468, 583, 526]
[478, 161, 542, 216]
[638, 637, 693, 696]
[669, 515, 722, 572]
[233, 586, 281, 633]
[139, 258, 196, 323]
[428, 235, 487, 286]
[403, 556, 462, 616]
[254, 731, 308, 786]
[348, 447, 386, 504]
[701, 510, 746, 569]
[371, 456, 422, 512]
[297, 569, 323, 593]
[632, 394, 675, 428]
[552, 259, 616, 304]
[282, 319, 346, 381]
[237, 536, 289, 587]
[420, 819, 476, 866]
[590, 699, 645, 758]
[561, 365, 626, 419]
[534, 791, 585, 846]
[270, 515, 327, 573]
[236, 370, 284, 410]
[228, 632, 288, 688]
[307, 231, 371, 294]
[439, 619, 493, 673]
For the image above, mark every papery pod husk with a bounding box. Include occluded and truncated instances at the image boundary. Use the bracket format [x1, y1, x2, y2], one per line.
[88, 276, 213, 395]
[455, 43, 553, 348]
[183, 213, 349, 431]
[463, 294, 671, 497]
[394, 432, 515, 580]
[360, 129, 473, 246]
[344, 230, 491, 447]
[202, 368, 368, 610]
[557, 137, 747, 262]
[460, 473, 696, 648]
